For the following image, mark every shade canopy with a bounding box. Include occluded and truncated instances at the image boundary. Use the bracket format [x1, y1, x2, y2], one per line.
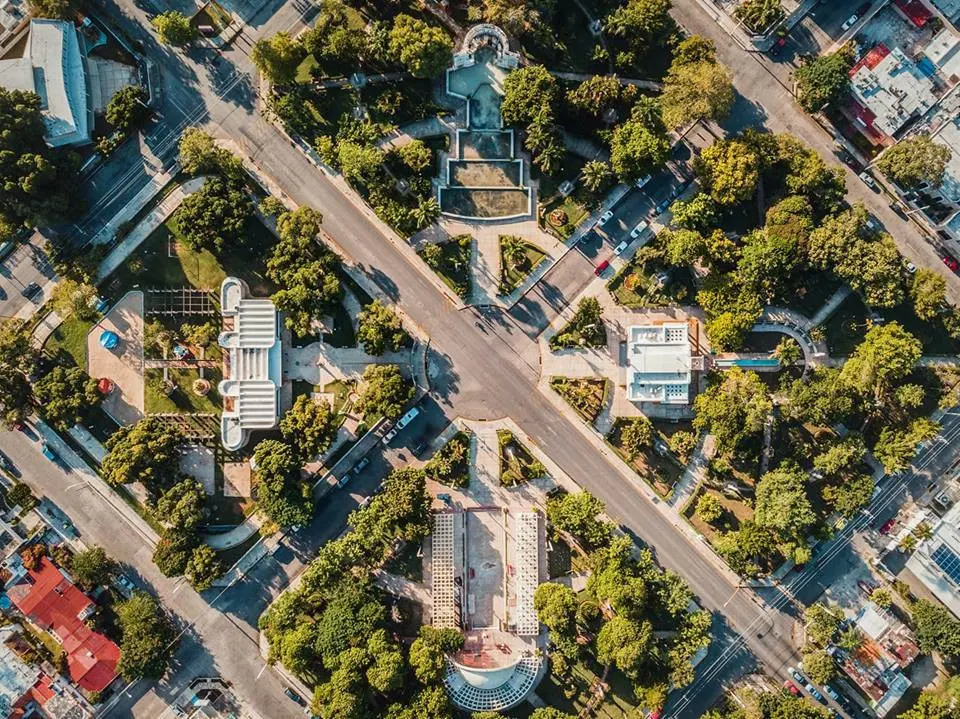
[99, 330, 119, 349]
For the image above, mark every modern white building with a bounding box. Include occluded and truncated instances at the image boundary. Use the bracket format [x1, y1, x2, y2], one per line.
[0, 19, 90, 147]
[217, 277, 281, 452]
[907, 499, 960, 619]
[626, 323, 692, 404]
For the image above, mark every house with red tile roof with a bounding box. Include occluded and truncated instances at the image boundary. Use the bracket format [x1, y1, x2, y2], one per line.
[6, 557, 119, 694]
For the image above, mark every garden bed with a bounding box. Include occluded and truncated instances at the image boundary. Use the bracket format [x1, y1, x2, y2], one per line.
[607, 246, 696, 308]
[144, 368, 222, 415]
[424, 431, 471, 487]
[448, 160, 522, 188]
[549, 377, 608, 424]
[418, 234, 472, 298]
[439, 187, 530, 219]
[497, 429, 545, 486]
[607, 418, 686, 499]
[44, 315, 95, 369]
[499, 236, 547, 295]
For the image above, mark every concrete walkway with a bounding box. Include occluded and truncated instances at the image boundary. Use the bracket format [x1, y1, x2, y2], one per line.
[548, 71, 663, 91]
[203, 515, 262, 550]
[30, 311, 63, 349]
[377, 115, 456, 152]
[68, 424, 108, 462]
[283, 342, 418, 385]
[372, 569, 431, 605]
[809, 285, 853, 327]
[668, 435, 714, 509]
[96, 175, 207, 283]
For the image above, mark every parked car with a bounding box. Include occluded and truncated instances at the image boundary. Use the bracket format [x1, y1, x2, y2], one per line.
[879, 518, 896, 534]
[806, 684, 825, 703]
[0, 450, 14, 474]
[889, 201, 908, 219]
[770, 36, 787, 55]
[40, 443, 58, 462]
[904, 260, 917, 274]
[284, 688, 307, 707]
[22, 282, 41, 301]
[594, 259, 610, 276]
[382, 407, 420, 445]
[630, 220, 650, 239]
[634, 174, 652, 189]
[596, 210, 614, 227]
[0, 240, 14, 261]
[353, 456, 371, 474]
[842, 13, 859, 31]
[783, 680, 800, 696]
[412, 437, 430, 457]
[114, 574, 136, 595]
[437, 493, 452, 503]
[359, 495, 373, 508]
[858, 171, 878, 191]
[613, 240, 629, 255]
[943, 254, 960, 272]
[824, 684, 841, 702]
[789, 667, 805, 684]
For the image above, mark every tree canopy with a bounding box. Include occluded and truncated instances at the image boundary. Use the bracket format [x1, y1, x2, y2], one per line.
[70, 546, 116, 589]
[795, 48, 854, 113]
[357, 299, 409, 355]
[251, 32, 307, 85]
[253, 439, 313, 528]
[839, 322, 922, 404]
[175, 177, 253, 254]
[695, 139, 761, 206]
[105, 86, 150, 132]
[101, 418, 182, 493]
[356, 364, 414, 422]
[152, 10, 196, 45]
[754, 463, 816, 539]
[280, 394, 337, 462]
[156, 479, 207, 531]
[660, 53, 734, 129]
[610, 110, 670, 183]
[911, 268, 947, 321]
[693, 367, 772, 454]
[546, 491, 612, 549]
[388, 14, 453, 79]
[116, 591, 175, 681]
[876, 134, 951, 189]
[33, 366, 100, 431]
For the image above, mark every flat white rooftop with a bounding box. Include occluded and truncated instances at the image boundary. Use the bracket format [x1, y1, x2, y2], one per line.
[627, 323, 691, 404]
[218, 278, 281, 451]
[907, 500, 960, 619]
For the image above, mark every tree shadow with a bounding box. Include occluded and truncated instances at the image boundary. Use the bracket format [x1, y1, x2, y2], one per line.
[719, 91, 770, 136]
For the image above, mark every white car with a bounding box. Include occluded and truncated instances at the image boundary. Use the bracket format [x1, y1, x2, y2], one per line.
[635, 174, 652, 189]
[858, 171, 878, 190]
[630, 220, 649, 239]
[613, 240, 629, 255]
[905, 260, 918, 274]
[381, 407, 420, 445]
[596, 210, 614, 227]
[842, 13, 858, 31]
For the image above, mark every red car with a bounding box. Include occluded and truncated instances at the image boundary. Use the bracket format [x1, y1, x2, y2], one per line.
[784, 680, 800, 696]
[879, 518, 896, 534]
[594, 259, 610, 276]
[943, 255, 959, 272]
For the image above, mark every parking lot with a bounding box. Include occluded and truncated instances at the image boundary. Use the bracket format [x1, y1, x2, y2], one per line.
[0, 235, 57, 319]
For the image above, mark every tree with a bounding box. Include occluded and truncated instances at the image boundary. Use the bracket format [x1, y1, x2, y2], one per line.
[479, 0, 556, 38]
[605, 0, 676, 58]
[871, 588, 893, 609]
[366, 629, 405, 694]
[795, 48, 854, 112]
[821, 473, 874, 517]
[251, 32, 306, 85]
[177, 128, 242, 178]
[568, 75, 628, 118]
[534, 582, 579, 654]
[70, 546, 115, 589]
[280, 395, 336, 461]
[0, 88, 79, 228]
[802, 648, 837, 684]
[596, 615, 654, 679]
[152, 10, 196, 45]
[27, 0, 74, 18]
[814, 436, 866, 477]
[156, 479, 206, 531]
[50, 279, 98, 321]
[356, 364, 413, 422]
[546, 491, 612, 549]
[581, 160, 615, 194]
[693, 367, 772, 454]
[733, 0, 784, 33]
[874, 418, 939, 473]
[529, 710, 576, 719]
[774, 337, 802, 366]
[669, 193, 718, 233]
[695, 494, 724, 524]
[610, 115, 670, 183]
[620, 416, 654, 459]
[695, 139, 760, 205]
[660, 60, 734, 129]
[715, 520, 777, 577]
[105, 86, 150, 132]
[736, 228, 801, 302]
[409, 626, 464, 684]
[913, 598, 960, 656]
[840, 322, 922, 404]
[397, 139, 432, 173]
[804, 603, 841, 647]
[668, 430, 697, 460]
[388, 15, 452, 79]
[357, 300, 408, 356]
[185, 544, 224, 591]
[100, 418, 181, 492]
[877, 134, 951, 189]
[253, 440, 313, 528]
[754, 463, 815, 539]
[900, 692, 958, 719]
[116, 591, 175, 681]
[782, 366, 857, 426]
[502, 65, 557, 127]
[152, 530, 197, 577]
[33, 366, 100, 431]
[911, 268, 947, 321]
[175, 177, 253, 254]
[267, 206, 343, 336]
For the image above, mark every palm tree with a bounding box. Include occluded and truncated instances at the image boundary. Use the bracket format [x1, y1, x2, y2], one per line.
[581, 160, 613, 193]
[410, 197, 441, 229]
[501, 236, 529, 270]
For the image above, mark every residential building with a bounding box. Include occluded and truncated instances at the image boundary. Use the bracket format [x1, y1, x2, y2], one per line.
[906, 497, 960, 617]
[0, 627, 90, 719]
[625, 322, 692, 404]
[217, 277, 281, 451]
[837, 603, 918, 717]
[0, 0, 28, 55]
[7, 557, 119, 694]
[848, 44, 939, 142]
[0, 19, 91, 147]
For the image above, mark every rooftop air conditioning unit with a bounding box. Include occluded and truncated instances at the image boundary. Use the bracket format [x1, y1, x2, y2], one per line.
[936, 491, 952, 506]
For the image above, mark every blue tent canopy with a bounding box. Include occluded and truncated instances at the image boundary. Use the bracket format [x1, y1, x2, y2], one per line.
[99, 330, 119, 350]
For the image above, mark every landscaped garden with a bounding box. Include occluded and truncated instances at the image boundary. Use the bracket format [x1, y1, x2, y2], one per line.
[550, 377, 608, 425]
[499, 235, 547, 295]
[607, 234, 696, 308]
[550, 296, 606, 350]
[423, 431, 471, 488]
[606, 417, 688, 499]
[144, 368, 222, 414]
[497, 429, 545, 486]
[418, 234, 472, 298]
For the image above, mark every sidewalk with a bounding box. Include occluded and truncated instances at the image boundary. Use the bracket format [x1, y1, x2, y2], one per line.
[809, 285, 852, 327]
[668, 434, 714, 509]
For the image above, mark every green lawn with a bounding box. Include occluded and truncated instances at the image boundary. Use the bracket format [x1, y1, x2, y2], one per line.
[499, 236, 547, 295]
[607, 256, 696, 308]
[43, 315, 95, 369]
[536, 652, 639, 718]
[321, 302, 357, 348]
[324, 379, 355, 416]
[822, 294, 870, 357]
[105, 214, 276, 298]
[418, 234, 472, 298]
[144, 368, 222, 414]
[383, 540, 423, 582]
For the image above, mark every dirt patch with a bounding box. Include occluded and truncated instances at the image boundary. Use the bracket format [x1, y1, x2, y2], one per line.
[449, 160, 521, 188]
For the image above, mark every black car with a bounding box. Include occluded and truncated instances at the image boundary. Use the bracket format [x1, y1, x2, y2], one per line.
[0, 450, 14, 474]
[22, 282, 41, 300]
[284, 688, 306, 706]
[412, 437, 430, 457]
